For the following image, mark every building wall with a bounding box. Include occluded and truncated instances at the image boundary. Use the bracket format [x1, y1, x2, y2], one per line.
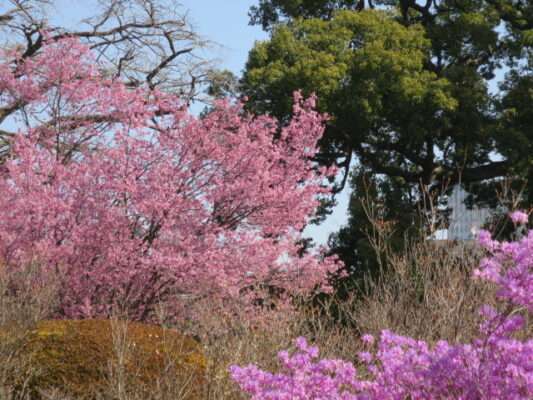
[447, 186, 492, 240]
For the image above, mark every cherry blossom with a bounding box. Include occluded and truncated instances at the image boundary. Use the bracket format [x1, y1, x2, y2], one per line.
[0, 37, 339, 319]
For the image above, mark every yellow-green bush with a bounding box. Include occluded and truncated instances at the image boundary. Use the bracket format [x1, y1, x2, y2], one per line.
[8, 319, 206, 399]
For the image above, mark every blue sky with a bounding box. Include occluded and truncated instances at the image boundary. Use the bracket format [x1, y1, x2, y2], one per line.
[179, 0, 268, 77]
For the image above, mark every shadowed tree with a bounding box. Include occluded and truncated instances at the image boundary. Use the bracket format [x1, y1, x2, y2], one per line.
[243, 0, 533, 281]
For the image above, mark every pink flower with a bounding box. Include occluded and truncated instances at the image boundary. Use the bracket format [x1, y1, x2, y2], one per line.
[358, 351, 373, 363]
[510, 210, 529, 225]
[0, 37, 341, 320]
[361, 334, 375, 345]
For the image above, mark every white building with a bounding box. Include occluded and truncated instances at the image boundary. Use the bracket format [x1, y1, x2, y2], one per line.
[433, 185, 492, 241]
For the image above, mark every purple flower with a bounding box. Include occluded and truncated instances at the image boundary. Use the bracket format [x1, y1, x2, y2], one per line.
[231, 229, 533, 399]
[510, 210, 529, 225]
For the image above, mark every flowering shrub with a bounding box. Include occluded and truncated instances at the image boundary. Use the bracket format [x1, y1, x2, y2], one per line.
[0, 37, 339, 319]
[510, 210, 529, 225]
[231, 226, 533, 399]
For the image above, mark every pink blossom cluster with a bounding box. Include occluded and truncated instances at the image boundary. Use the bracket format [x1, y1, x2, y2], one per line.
[231, 228, 533, 399]
[475, 229, 533, 312]
[510, 210, 529, 225]
[0, 38, 339, 319]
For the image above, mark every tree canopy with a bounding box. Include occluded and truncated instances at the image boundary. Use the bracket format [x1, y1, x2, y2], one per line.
[243, 0, 533, 280]
[0, 36, 338, 320]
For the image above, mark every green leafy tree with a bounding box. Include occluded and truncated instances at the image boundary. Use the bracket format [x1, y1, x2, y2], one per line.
[249, 0, 362, 30]
[243, 1, 533, 280]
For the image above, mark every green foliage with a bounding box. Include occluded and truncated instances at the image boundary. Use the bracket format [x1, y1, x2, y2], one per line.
[244, 0, 533, 282]
[206, 69, 240, 99]
[249, 0, 360, 30]
[498, 72, 533, 202]
[243, 7, 500, 184]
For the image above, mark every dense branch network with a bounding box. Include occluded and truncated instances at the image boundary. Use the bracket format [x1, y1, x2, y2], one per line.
[0, 0, 218, 160]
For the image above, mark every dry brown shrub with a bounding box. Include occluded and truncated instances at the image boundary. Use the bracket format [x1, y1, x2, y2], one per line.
[177, 206, 505, 397]
[162, 295, 364, 399]
[5, 319, 205, 400]
[334, 239, 494, 344]
[0, 261, 60, 399]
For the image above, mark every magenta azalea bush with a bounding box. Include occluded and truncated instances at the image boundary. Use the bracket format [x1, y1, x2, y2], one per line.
[231, 227, 533, 399]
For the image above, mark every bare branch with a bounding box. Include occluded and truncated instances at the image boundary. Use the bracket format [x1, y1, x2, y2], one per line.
[0, 0, 222, 160]
[0, 0, 214, 94]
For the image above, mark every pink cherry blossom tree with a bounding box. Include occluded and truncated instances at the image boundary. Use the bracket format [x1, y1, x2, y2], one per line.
[0, 37, 339, 319]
